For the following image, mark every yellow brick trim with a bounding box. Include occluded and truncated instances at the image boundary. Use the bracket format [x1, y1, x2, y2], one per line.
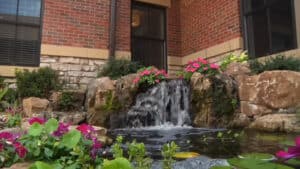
[115, 51, 131, 60]
[168, 56, 182, 66]
[0, 66, 38, 77]
[135, 0, 171, 7]
[182, 37, 244, 64]
[41, 44, 109, 59]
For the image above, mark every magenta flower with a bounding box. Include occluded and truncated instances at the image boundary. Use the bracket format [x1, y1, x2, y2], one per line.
[90, 138, 102, 159]
[0, 132, 13, 140]
[276, 137, 300, 160]
[53, 123, 70, 137]
[192, 62, 200, 68]
[28, 117, 45, 125]
[13, 142, 27, 158]
[76, 124, 95, 139]
[197, 57, 208, 64]
[210, 63, 220, 69]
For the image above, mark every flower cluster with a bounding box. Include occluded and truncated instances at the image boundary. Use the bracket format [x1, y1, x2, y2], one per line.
[133, 66, 168, 86]
[0, 131, 27, 159]
[276, 137, 300, 160]
[76, 124, 102, 159]
[28, 117, 45, 125]
[178, 57, 220, 80]
[53, 122, 70, 137]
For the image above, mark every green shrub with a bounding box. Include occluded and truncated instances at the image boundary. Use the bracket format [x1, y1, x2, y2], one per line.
[249, 55, 300, 74]
[58, 92, 76, 111]
[16, 67, 60, 98]
[220, 52, 248, 71]
[98, 59, 143, 79]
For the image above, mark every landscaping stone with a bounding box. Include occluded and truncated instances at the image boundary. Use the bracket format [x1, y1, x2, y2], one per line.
[239, 71, 300, 117]
[191, 73, 239, 128]
[224, 62, 251, 80]
[42, 111, 87, 125]
[22, 97, 50, 117]
[249, 114, 300, 132]
[6, 162, 33, 169]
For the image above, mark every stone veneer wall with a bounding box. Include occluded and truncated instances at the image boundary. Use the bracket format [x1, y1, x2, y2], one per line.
[40, 56, 105, 90]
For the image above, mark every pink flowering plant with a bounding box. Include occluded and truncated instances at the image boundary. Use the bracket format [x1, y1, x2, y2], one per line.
[0, 131, 26, 167]
[1, 118, 103, 168]
[276, 136, 300, 161]
[133, 66, 168, 87]
[178, 57, 220, 80]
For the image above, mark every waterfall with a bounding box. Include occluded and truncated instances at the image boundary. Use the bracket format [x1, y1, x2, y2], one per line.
[126, 79, 191, 128]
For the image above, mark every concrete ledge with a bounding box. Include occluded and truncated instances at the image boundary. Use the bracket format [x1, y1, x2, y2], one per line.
[41, 44, 109, 60]
[0, 66, 38, 77]
[135, 0, 171, 7]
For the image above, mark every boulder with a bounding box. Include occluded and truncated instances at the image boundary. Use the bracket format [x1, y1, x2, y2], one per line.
[86, 74, 139, 128]
[6, 162, 33, 169]
[224, 62, 251, 80]
[191, 73, 239, 127]
[249, 114, 300, 132]
[42, 111, 87, 125]
[22, 97, 49, 117]
[239, 71, 300, 117]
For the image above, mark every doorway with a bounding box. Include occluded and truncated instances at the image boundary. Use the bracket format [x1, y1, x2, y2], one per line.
[131, 2, 167, 69]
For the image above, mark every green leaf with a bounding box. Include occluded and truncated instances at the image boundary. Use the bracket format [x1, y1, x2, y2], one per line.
[45, 118, 59, 133]
[238, 153, 275, 161]
[286, 159, 300, 166]
[28, 123, 44, 136]
[61, 130, 81, 149]
[34, 161, 53, 169]
[210, 166, 232, 169]
[103, 158, 133, 169]
[228, 158, 293, 169]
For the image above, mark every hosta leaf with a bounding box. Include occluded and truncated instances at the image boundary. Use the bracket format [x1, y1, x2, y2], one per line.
[28, 123, 43, 136]
[45, 118, 59, 133]
[34, 161, 53, 169]
[103, 158, 133, 169]
[61, 130, 81, 149]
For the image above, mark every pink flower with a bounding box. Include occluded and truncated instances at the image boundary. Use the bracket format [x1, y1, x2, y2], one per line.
[276, 137, 300, 160]
[203, 67, 208, 71]
[76, 124, 95, 139]
[192, 62, 200, 69]
[197, 57, 208, 64]
[155, 79, 160, 83]
[13, 142, 27, 158]
[0, 132, 13, 140]
[53, 123, 70, 137]
[210, 63, 220, 70]
[90, 138, 102, 159]
[28, 117, 45, 125]
[141, 70, 151, 76]
[133, 77, 140, 84]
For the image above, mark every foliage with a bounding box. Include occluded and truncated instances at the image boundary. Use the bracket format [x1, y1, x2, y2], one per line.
[103, 158, 133, 169]
[98, 91, 122, 112]
[178, 57, 220, 80]
[1, 118, 103, 168]
[161, 141, 179, 169]
[15, 67, 60, 98]
[220, 51, 248, 71]
[111, 136, 124, 158]
[227, 157, 293, 169]
[249, 55, 300, 74]
[127, 140, 152, 169]
[98, 59, 143, 80]
[0, 131, 26, 167]
[133, 66, 168, 87]
[6, 107, 22, 128]
[58, 92, 76, 111]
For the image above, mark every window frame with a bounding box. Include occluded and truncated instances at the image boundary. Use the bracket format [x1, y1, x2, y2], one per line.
[0, 0, 44, 67]
[241, 0, 298, 58]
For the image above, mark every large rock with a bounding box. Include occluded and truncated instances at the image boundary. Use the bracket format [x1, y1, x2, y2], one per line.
[224, 62, 251, 81]
[6, 162, 33, 169]
[86, 74, 139, 128]
[249, 114, 300, 132]
[239, 71, 300, 117]
[22, 97, 49, 117]
[191, 73, 239, 127]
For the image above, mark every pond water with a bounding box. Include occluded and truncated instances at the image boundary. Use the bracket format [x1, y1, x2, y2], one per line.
[108, 125, 298, 159]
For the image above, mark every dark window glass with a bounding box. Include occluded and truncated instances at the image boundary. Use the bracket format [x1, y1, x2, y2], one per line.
[243, 0, 296, 57]
[0, 0, 41, 66]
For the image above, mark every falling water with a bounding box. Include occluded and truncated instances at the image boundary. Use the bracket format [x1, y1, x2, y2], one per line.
[126, 79, 191, 128]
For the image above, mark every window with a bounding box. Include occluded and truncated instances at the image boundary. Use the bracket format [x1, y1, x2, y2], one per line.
[243, 0, 297, 57]
[0, 0, 42, 66]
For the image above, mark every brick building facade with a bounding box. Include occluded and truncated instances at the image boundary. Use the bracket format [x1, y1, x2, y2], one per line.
[0, 0, 300, 89]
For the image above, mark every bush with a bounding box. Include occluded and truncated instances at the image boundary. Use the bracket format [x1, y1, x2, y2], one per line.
[16, 67, 60, 98]
[58, 92, 76, 111]
[98, 59, 143, 79]
[249, 55, 300, 74]
[220, 52, 248, 71]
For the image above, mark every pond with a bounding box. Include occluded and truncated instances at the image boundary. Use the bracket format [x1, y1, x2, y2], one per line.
[108, 126, 298, 160]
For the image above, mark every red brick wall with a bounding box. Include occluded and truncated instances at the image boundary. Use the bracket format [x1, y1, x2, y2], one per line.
[42, 0, 110, 49]
[116, 0, 131, 52]
[180, 0, 242, 57]
[167, 0, 181, 57]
